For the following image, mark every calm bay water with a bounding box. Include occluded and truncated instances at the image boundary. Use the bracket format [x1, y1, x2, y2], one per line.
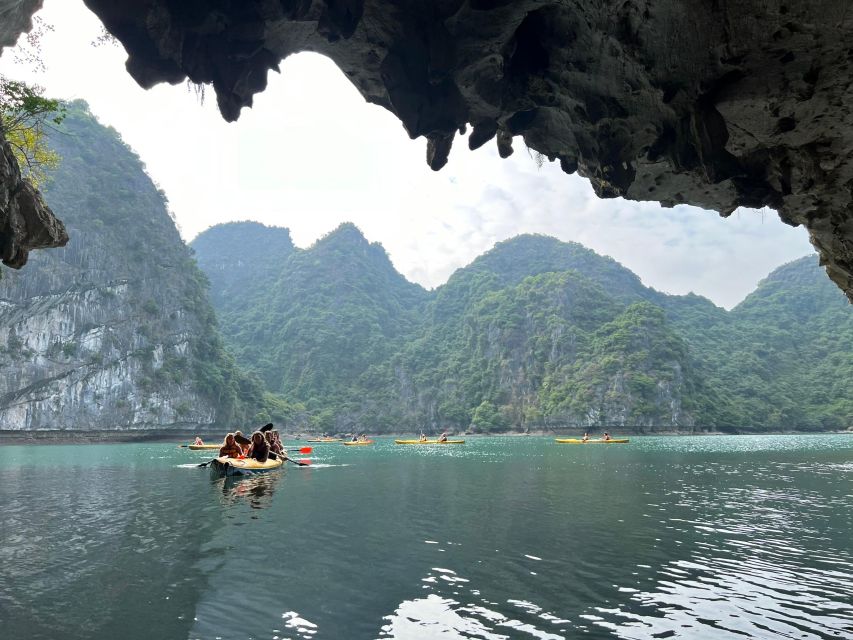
[0, 434, 851, 640]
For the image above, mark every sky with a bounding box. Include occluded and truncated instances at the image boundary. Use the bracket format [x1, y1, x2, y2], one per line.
[0, 1, 815, 309]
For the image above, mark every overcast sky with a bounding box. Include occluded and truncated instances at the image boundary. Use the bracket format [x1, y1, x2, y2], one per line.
[0, 0, 814, 308]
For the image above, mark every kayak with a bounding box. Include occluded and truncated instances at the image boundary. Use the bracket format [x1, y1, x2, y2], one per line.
[555, 438, 630, 444]
[209, 456, 284, 477]
[187, 444, 221, 450]
[306, 438, 343, 443]
[394, 439, 465, 445]
[343, 440, 374, 446]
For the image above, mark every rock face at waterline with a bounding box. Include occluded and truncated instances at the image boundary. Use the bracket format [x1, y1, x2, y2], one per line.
[0, 102, 263, 430]
[63, 0, 853, 303]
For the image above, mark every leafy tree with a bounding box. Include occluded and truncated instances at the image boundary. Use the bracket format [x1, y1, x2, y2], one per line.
[0, 77, 66, 187]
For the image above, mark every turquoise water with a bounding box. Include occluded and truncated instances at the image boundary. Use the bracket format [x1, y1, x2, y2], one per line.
[0, 434, 851, 639]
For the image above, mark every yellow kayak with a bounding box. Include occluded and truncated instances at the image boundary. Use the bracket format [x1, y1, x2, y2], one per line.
[343, 440, 374, 446]
[556, 438, 630, 444]
[187, 443, 222, 450]
[395, 439, 465, 445]
[209, 456, 284, 476]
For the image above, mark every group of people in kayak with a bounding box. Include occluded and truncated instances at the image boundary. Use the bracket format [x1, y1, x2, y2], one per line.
[219, 429, 284, 463]
[581, 432, 611, 442]
[418, 432, 448, 442]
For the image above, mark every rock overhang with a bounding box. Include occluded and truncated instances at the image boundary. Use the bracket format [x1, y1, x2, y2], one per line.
[2, 0, 852, 301]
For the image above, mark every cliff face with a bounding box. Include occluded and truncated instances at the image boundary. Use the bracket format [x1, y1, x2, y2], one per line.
[69, 0, 853, 302]
[0, 102, 261, 430]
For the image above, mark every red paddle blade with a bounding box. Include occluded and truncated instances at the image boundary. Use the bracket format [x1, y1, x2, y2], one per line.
[298, 459, 311, 465]
[299, 447, 312, 454]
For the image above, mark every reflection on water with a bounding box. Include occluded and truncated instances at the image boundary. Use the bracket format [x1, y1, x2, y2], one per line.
[588, 476, 853, 640]
[380, 567, 568, 640]
[215, 471, 283, 512]
[0, 436, 851, 640]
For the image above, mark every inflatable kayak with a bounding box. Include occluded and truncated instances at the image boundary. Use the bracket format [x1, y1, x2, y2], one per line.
[555, 438, 630, 444]
[209, 456, 284, 477]
[394, 439, 465, 445]
[188, 443, 221, 450]
[343, 440, 374, 446]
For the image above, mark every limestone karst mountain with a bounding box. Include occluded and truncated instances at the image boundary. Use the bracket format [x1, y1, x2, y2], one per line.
[0, 102, 265, 430]
[194, 225, 853, 433]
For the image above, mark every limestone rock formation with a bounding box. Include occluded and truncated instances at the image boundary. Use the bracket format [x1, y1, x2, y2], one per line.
[3, 0, 853, 301]
[0, 102, 262, 430]
[0, 0, 41, 51]
[0, 128, 68, 272]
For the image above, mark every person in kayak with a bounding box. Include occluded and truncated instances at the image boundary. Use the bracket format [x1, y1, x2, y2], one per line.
[271, 430, 284, 454]
[419, 433, 427, 442]
[247, 431, 270, 462]
[193, 436, 204, 445]
[218, 433, 242, 458]
[603, 432, 611, 441]
[264, 430, 285, 459]
[582, 432, 590, 442]
[438, 432, 448, 443]
[351, 434, 358, 442]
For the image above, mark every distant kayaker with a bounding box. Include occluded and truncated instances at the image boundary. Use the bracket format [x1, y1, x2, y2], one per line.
[603, 432, 611, 441]
[438, 432, 448, 443]
[247, 431, 270, 463]
[351, 434, 358, 442]
[419, 433, 427, 442]
[193, 436, 204, 445]
[582, 432, 590, 442]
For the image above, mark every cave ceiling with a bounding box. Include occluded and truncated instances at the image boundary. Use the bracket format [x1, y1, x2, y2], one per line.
[2, 0, 852, 301]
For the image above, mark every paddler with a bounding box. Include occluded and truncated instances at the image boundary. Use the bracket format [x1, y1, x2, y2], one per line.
[603, 432, 611, 441]
[193, 436, 204, 445]
[582, 432, 590, 442]
[219, 433, 242, 458]
[247, 431, 270, 463]
[438, 432, 448, 443]
[419, 433, 427, 442]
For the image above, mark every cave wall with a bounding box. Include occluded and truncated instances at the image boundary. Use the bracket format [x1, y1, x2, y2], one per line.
[2, 1, 852, 301]
[0, 0, 68, 272]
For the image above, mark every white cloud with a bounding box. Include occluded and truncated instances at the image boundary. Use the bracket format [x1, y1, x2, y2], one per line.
[0, 0, 814, 309]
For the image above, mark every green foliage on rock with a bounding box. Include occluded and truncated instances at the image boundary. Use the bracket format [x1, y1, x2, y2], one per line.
[194, 224, 853, 434]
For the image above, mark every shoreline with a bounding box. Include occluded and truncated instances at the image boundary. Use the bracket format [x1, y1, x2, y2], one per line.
[0, 428, 848, 445]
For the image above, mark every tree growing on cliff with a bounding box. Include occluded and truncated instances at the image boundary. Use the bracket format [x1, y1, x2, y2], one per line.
[0, 76, 65, 188]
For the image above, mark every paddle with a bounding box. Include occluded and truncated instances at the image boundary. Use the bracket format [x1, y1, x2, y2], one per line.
[288, 447, 312, 454]
[285, 457, 311, 467]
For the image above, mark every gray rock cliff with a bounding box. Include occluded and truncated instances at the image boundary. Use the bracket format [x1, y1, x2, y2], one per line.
[0, 102, 260, 430]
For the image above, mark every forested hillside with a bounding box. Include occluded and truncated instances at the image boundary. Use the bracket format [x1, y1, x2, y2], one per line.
[194, 225, 853, 434]
[0, 102, 269, 429]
